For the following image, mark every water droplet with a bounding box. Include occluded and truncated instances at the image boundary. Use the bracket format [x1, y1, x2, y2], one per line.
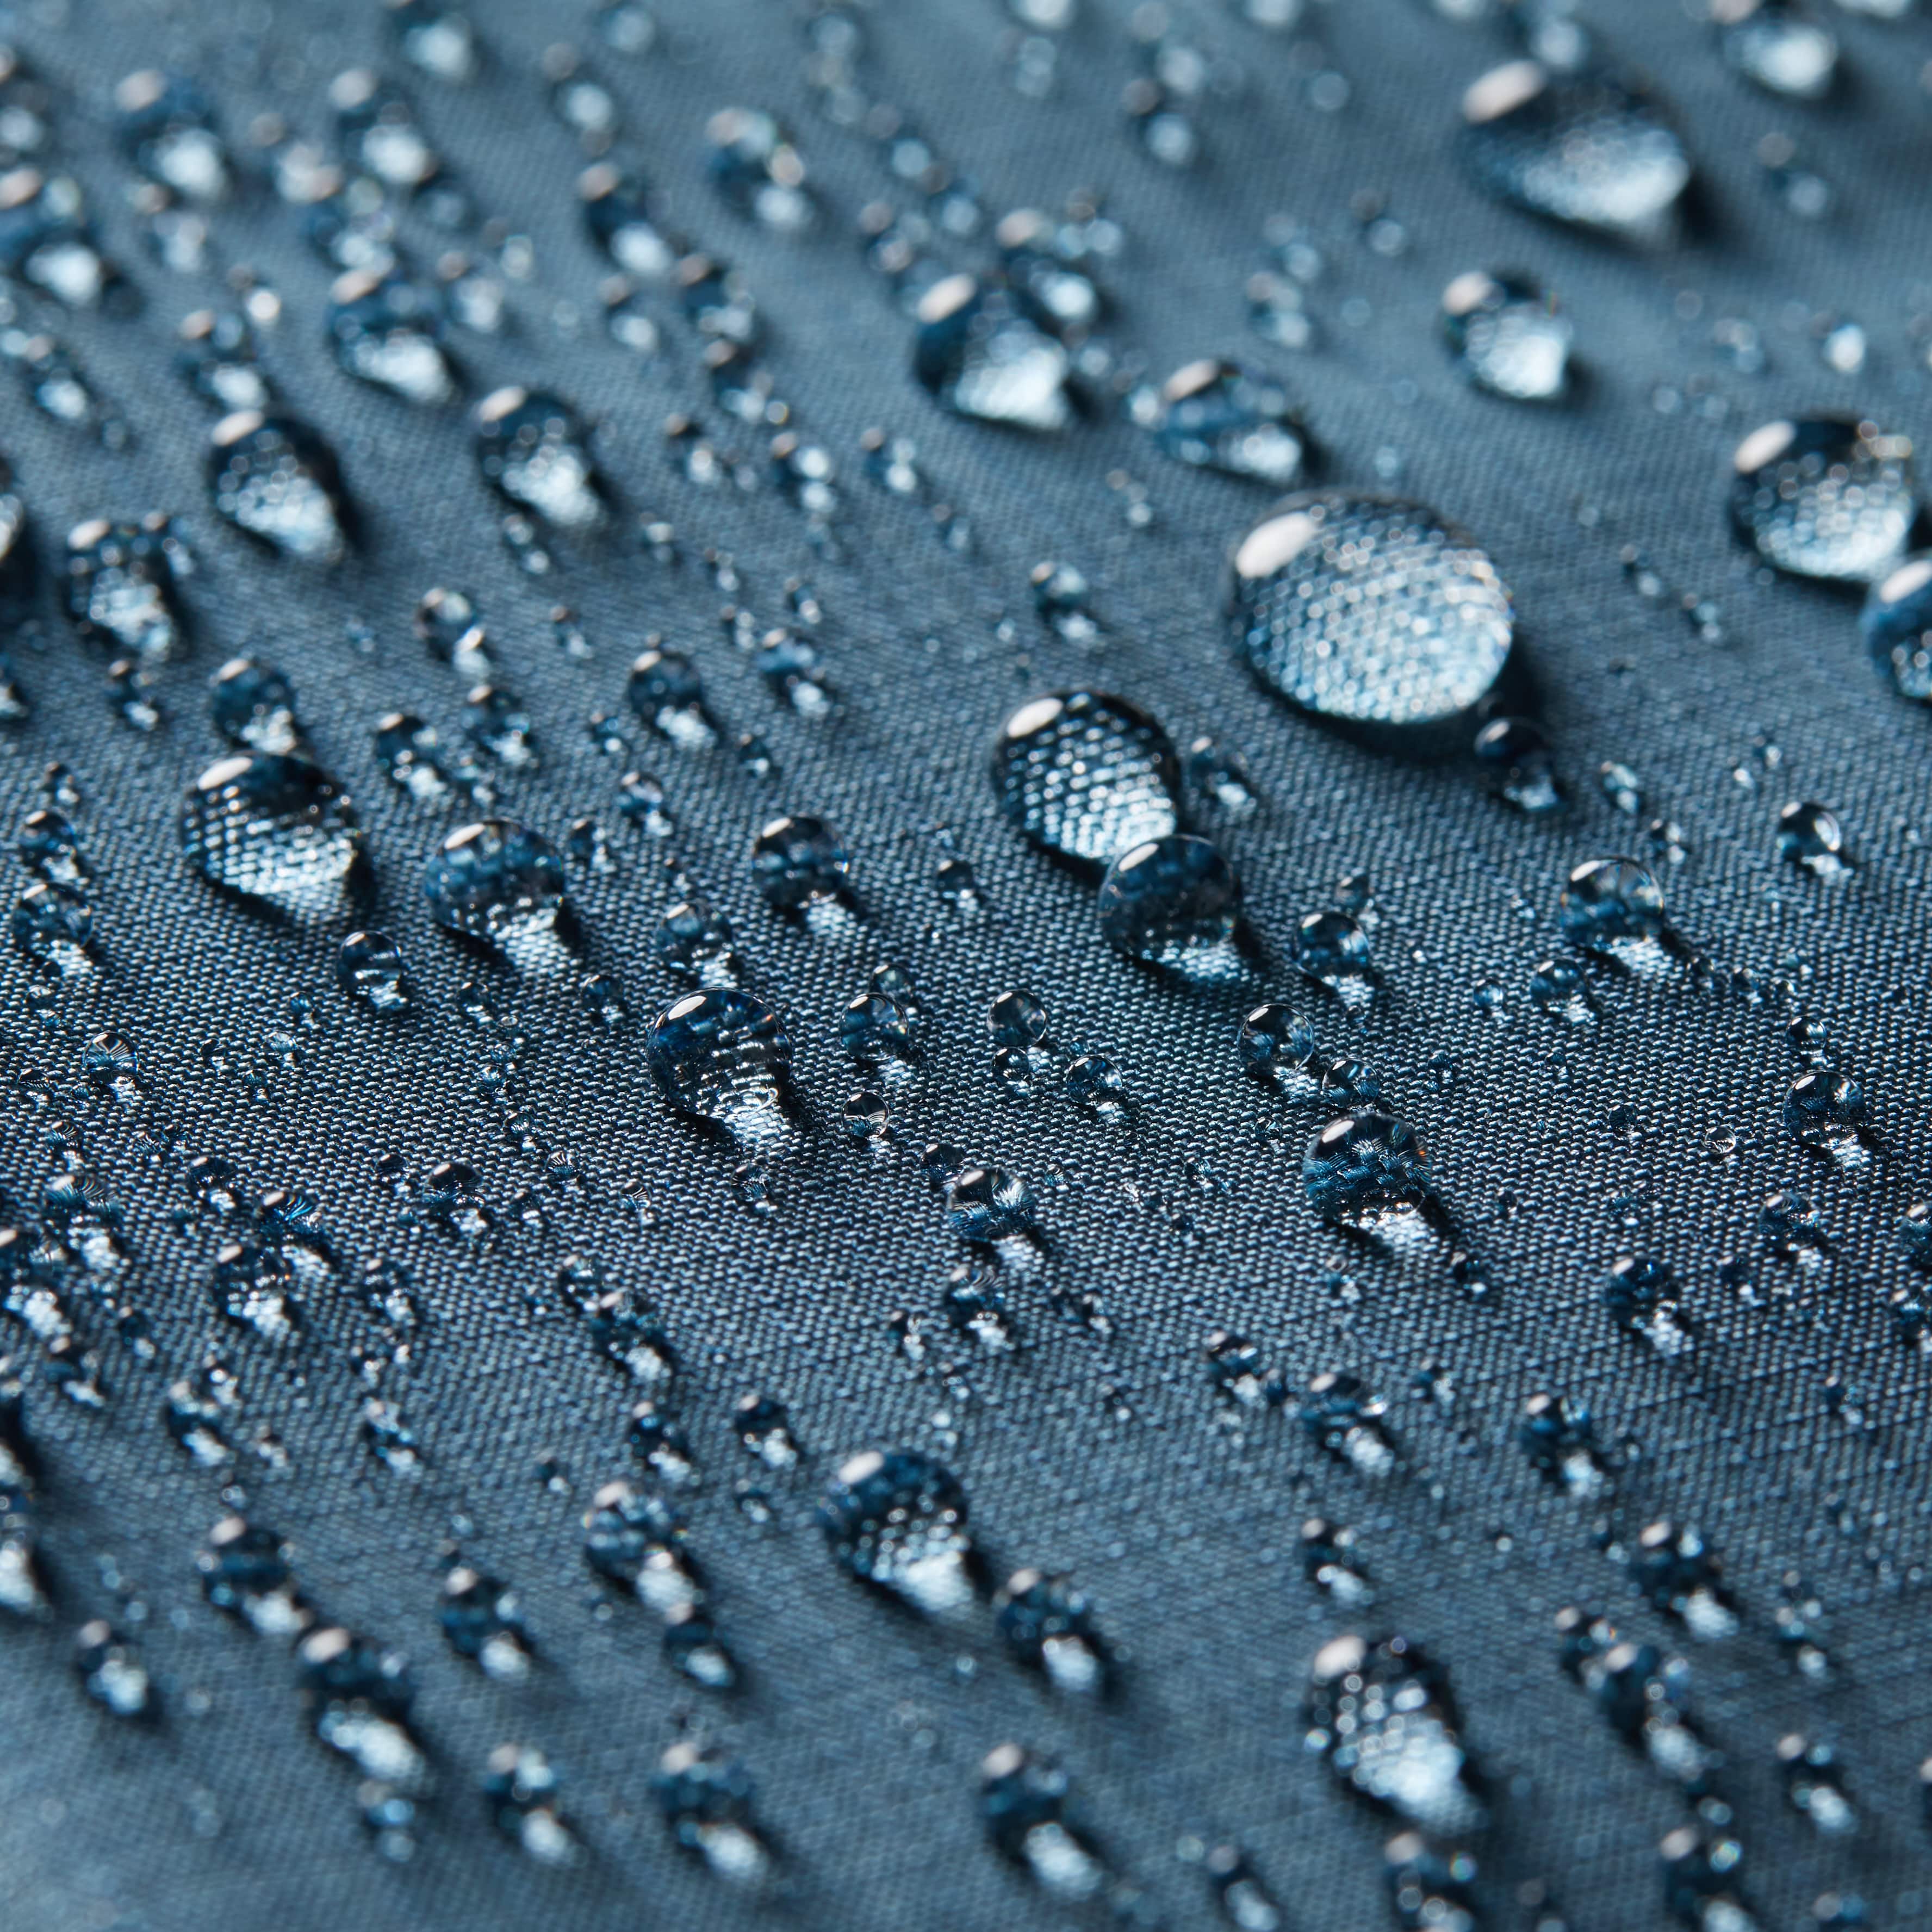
[208, 412, 352, 562]
[1066, 1052, 1127, 1116]
[580, 162, 679, 279]
[821, 1448, 973, 1613]
[18, 808, 90, 886]
[1096, 834, 1239, 970]
[706, 105, 813, 232]
[1557, 857, 1668, 962]
[475, 387, 605, 528]
[750, 813, 849, 910]
[209, 656, 300, 754]
[629, 647, 717, 749]
[653, 897, 735, 984]
[1459, 61, 1690, 237]
[1730, 418, 1915, 583]
[74, 1618, 155, 1720]
[1304, 1632, 1487, 1836]
[1294, 909, 1376, 999]
[1719, 2, 1837, 101]
[197, 1515, 308, 1634]
[180, 754, 359, 909]
[1204, 1842, 1287, 1931]
[915, 273, 1071, 431]
[1518, 1391, 1610, 1498]
[979, 1744, 1110, 1899]
[64, 515, 188, 661]
[295, 1623, 428, 1792]
[326, 268, 456, 405]
[1443, 270, 1570, 401]
[1777, 800, 1850, 876]
[1660, 1824, 1755, 1930]
[991, 691, 1179, 867]
[1237, 1001, 1319, 1086]
[422, 819, 565, 945]
[1142, 359, 1308, 486]
[1300, 1371, 1397, 1477]
[439, 1566, 532, 1681]
[337, 929, 412, 1014]
[647, 989, 792, 1126]
[481, 1743, 579, 1865]
[1302, 1114, 1436, 1232]
[653, 1741, 773, 1886]
[1631, 1519, 1740, 1639]
[0, 167, 123, 308]
[1604, 1254, 1696, 1355]
[1227, 494, 1513, 726]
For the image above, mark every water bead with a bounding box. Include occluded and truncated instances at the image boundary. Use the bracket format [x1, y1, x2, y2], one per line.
[1238, 1001, 1318, 1079]
[326, 268, 456, 405]
[337, 929, 412, 1014]
[1302, 1114, 1436, 1232]
[179, 753, 360, 906]
[1776, 800, 1849, 875]
[1227, 493, 1513, 727]
[914, 272, 1071, 432]
[819, 1448, 975, 1613]
[647, 989, 792, 1123]
[207, 412, 351, 562]
[989, 989, 1049, 1050]
[1557, 857, 1667, 956]
[1144, 358, 1308, 487]
[1714, 0, 1837, 101]
[1459, 60, 1689, 237]
[64, 516, 188, 661]
[421, 819, 565, 941]
[750, 813, 849, 910]
[1860, 554, 1932, 701]
[1441, 271, 1570, 401]
[475, 387, 606, 528]
[209, 657, 300, 753]
[991, 691, 1181, 865]
[653, 897, 735, 981]
[1096, 834, 1239, 968]
[1729, 418, 1915, 583]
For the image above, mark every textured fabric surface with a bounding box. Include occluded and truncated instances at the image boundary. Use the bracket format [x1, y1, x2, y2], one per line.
[3, 2, 1932, 1928]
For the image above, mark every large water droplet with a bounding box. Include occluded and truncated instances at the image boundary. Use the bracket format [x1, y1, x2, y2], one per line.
[1729, 418, 1915, 583]
[979, 1744, 1110, 1900]
[991, 691, 1180, 865]
[821, 1448, 975, 1613]
[422, 819, 566, 944]
[209, 657, 300, 753]
[915, 273, 1071, 431]
[1459, 61, 1690, 237]
[1442, 271, 1570, 401]
[1227, 493, 1513, 726]
[180, 754, 359, 908]
[1096, 834, 1239, 971]
[208, 412, 352, 561]
[646, 989, 792, 1126]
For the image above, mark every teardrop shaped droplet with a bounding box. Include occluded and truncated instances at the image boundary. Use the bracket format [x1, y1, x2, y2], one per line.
[914, 274, 1070, 432]
[1442, 271, 1570, 401]
[1096, 834, 1239, 971]
[1144, 358, 1308, 486]
[64, 515, 188, 661]
[207, 412, 352, 562]
[1729, 418, 1915, 583]
[1716, 0, 1837, 102]
[991, 690, 1180, 864]
[1227, 493, 1513, 726]
[180, 753, 359, 908]
[819, 1448, 975, 1614]
[1302, 1114, 1436, 1233]
[1459, 61, 1690, 237]
[1557, 856, 1668, 962]
[475, 387, 606, 528]
[326, 269, 457, 406]
[750, 813, 849, 910]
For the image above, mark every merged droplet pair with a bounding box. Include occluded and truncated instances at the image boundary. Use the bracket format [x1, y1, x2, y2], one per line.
[991, 689, 1239, 975]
